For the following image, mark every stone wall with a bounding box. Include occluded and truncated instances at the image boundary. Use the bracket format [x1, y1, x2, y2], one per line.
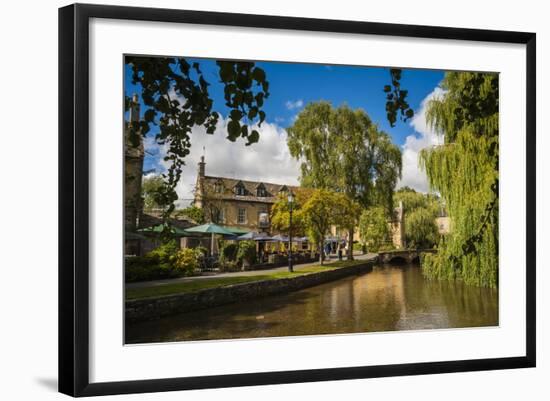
[126, 259, 376, 324]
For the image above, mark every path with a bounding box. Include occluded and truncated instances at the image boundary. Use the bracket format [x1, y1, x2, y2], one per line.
[126, 252, 378, 289]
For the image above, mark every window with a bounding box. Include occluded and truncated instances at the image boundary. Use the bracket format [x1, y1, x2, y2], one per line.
[235, 183, 246, 196]
[237, 208, 246, 224]
[214, 181, 223, 193]
[257, 184, 267, 197]
[213, 207, 224, 223]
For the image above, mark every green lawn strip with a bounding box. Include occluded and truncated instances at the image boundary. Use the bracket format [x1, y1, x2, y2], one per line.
[126, 259, 366, 301]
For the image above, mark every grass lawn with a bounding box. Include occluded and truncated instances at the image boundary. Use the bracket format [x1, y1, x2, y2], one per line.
[126, 259, 366, 301]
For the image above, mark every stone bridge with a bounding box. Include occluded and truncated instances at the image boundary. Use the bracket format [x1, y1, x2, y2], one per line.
[378, 249, 436, 264]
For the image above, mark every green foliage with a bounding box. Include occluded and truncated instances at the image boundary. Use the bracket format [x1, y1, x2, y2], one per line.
[172, 248, 201, 276]
[146, 240, 179, 269]
[174, 206, 205, 224]
[358, 207, 391, 252]
[287, 102, 402, 260]
[125, 255, 173, 282]
[220, 241, 239, 265]
[332, 192, 362, 232]
[300, 189, 336, 249]
[384, 69, 414, 127]
[217, 241, 241, 272]
[125, 56, 270, 222]
[419, 72, 498, 287]
[299, 189, 358, 263]
[270, 188, 310, 235]
[195, 246, 208, 257]
[141, 175, 165, 210]
[287, 102, 402, 215]
[405, 207, 439, 249]
[125, 241, 202, 282]
[237, 240, 257, 267]
[394, 187, 441, 249]
[395, 187, 435, 212]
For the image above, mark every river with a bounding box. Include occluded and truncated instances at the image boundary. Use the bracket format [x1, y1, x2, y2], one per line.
[125, 263, 498, 344]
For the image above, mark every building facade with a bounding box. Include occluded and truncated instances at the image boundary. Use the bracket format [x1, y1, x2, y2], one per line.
[193, 156, 297, 233]
[124, 94, 144, 232]
[192, 156, 449, 247]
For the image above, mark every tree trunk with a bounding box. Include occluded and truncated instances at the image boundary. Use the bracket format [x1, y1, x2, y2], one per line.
[347, 227, 354, 260]
[319, 239, 324, 265]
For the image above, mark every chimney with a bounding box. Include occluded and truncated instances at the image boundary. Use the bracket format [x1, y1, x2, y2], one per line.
[198, 155, 205, 179]
[130, 93, 140, 122]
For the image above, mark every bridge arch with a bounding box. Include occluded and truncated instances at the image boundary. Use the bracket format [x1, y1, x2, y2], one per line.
[378, 249, 435, 265]
[386, 255, 408, 264]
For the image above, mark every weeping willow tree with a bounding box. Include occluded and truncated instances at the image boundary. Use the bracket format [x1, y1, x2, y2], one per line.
[419, 72, 499, 288]
[287, 102, 402, 260]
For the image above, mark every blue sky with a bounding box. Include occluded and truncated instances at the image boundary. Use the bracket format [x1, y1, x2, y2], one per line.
[125, 58, 445, 204]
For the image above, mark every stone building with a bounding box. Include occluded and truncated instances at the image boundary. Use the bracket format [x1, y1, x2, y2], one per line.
[193, 156, 298, 233]
[389, 201, 405, 248]
[192, 156, 447, 249]
[124, 94, 144, 232]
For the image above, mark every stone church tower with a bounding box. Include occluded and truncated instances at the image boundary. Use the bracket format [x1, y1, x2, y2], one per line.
[390, 201, 405, 248]
[124, 94, 144, 231]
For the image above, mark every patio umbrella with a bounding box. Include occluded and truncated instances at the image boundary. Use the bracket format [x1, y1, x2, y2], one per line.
[237, 232, 273, 241]
[185, 223, 236, 255]
[223, 226, 251, 236]
[270, 234, 289, 242]
[138, 224, 190, 237]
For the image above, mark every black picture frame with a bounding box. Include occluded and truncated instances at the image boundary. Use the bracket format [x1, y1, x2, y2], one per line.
[59, 3, 536, 397]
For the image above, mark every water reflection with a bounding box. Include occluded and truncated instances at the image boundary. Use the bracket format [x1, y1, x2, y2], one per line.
[125, 264, 498, 344]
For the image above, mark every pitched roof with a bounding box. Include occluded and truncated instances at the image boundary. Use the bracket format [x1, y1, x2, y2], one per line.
[199, 175, 298, 204]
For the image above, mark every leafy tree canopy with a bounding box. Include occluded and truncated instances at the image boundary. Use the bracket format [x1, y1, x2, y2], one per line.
[358, 206, 391, 252]
[141, 175, 165, 210]
[287, 102, 402, 259]
[287, 102, 402, 214]
[270, 188, 311, 236]
[174, 206, 205, 224]
[394, 188, 441, 249]
[420, 72, 499, 287]
[384, 68, 415, 127]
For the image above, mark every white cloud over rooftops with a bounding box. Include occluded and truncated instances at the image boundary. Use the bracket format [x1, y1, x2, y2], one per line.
[148, 117, 301, 208]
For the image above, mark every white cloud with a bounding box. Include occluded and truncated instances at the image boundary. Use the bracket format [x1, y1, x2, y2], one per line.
[285, 99, 304, 110]
[149, 117, 301, 208]
[397, 87, 445, 193]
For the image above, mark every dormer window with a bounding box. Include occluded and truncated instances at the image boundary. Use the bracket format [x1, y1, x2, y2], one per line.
[279, 185, 288, 196]
[256, 183, 267, 197]
[235, 182, 246, 196]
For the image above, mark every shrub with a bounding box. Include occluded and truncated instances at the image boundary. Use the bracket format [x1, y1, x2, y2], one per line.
[125, 255, 175, 282]
[146, 240, 178, 269]
[195, 246, 208, 257]
[125, 241, 199, 282]
[237, 240, 257, 267]
[219, 261, 240, 272]
[220, 242, 238, 262]
[172, 248, 200, 276]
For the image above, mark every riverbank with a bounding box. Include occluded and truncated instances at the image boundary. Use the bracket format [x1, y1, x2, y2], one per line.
[126, 255, 377, 323]
[125, 262, 498, 343]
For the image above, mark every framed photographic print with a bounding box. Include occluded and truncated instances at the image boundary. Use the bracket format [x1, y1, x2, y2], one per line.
[58, 3, 536, 397]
